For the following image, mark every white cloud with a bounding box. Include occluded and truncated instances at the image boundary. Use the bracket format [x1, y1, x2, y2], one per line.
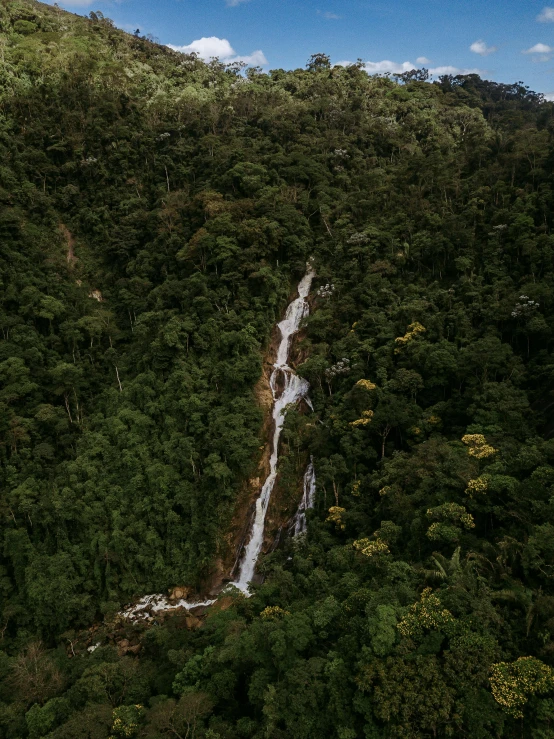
[428, 65, 483, 75]
[537, 6, 554, 21]
[523, 42, 553, 61]
[233, 50, 268, 65]
[170, 37, 234, 58]
[167, 36, 267, 65]
[362, 60, 416, 74]
[523, 42, 553, 53]
[470, 39, 497, 56]
[545, 92, 554, 100]
[335, 59, 483, 76]
[322, 11, 341, 19]
[416, 56, 431, 64]
[225, 0, 251, 6]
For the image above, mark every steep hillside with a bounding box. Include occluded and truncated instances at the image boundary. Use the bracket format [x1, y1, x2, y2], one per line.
[2, 1, 554, 736]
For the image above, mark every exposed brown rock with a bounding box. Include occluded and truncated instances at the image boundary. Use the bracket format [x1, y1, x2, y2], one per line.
[60, 224, 77, 267]
[116, 639, 130, 656]
[211, 596, 235, 613]
[169, 586, 190, 602]
[254, 369, 273, 413]
[116, 638, 142, 656]
[188, 605, 209, 617]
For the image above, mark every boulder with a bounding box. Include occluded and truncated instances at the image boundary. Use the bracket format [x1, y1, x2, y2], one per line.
[169, 586, 190, 602]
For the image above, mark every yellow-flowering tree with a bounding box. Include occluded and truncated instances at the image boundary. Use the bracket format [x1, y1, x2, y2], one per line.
[350, 410, 374, 427]
[355, 378, 377, 392]
[351, 479, 361, 496]
[109, 705, 145, 739]
[397, 588, 456, 639]
[353, 521, 400, 558]
[394, 322, 426, 353]
[353, 538, 390, 557]
[426, 502, 475, 542]
[462, 434, 498, 459]
[260, 606, 290, 620]
[326, 506, 346, 530]
[490, 657, 554, 718]
[465, 476, 489, 497]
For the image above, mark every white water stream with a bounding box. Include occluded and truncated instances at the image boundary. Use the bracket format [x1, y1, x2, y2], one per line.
[290, 458, 316, 536]
[122, 266, 315, 619]
[233, 266, 315, 591]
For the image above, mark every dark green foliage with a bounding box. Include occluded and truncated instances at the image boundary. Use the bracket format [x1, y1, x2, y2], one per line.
[2, 0, 554, 736]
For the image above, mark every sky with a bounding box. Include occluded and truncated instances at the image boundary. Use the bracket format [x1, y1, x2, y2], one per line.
[47, 0, 554, 98]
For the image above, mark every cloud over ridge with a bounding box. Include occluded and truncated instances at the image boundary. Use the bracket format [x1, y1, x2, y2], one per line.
[168, 36, 267, 66]
[336, 59, 483, 77]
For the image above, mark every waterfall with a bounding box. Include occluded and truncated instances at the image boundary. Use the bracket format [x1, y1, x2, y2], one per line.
[233, 265, 315, 592]
[122, 265, 315, 619]
[291, 458, 316, 536]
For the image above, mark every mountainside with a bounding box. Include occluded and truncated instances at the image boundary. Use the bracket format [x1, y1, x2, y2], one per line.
[2, 1, 554, 736]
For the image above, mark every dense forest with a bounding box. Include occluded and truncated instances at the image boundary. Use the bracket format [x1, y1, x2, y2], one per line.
[2, 0, 554, 736]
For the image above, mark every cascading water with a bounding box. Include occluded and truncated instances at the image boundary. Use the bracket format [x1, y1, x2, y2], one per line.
[121, 592, 215, 620]
[122, 265, 315, 619]
[290, 458, 316, 536]
[233, 266, 315, 592]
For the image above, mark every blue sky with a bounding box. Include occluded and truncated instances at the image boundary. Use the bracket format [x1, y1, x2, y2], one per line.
[49, 0, 554, 97]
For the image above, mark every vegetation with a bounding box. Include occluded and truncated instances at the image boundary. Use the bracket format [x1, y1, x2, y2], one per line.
[1, 0, 554, 736]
